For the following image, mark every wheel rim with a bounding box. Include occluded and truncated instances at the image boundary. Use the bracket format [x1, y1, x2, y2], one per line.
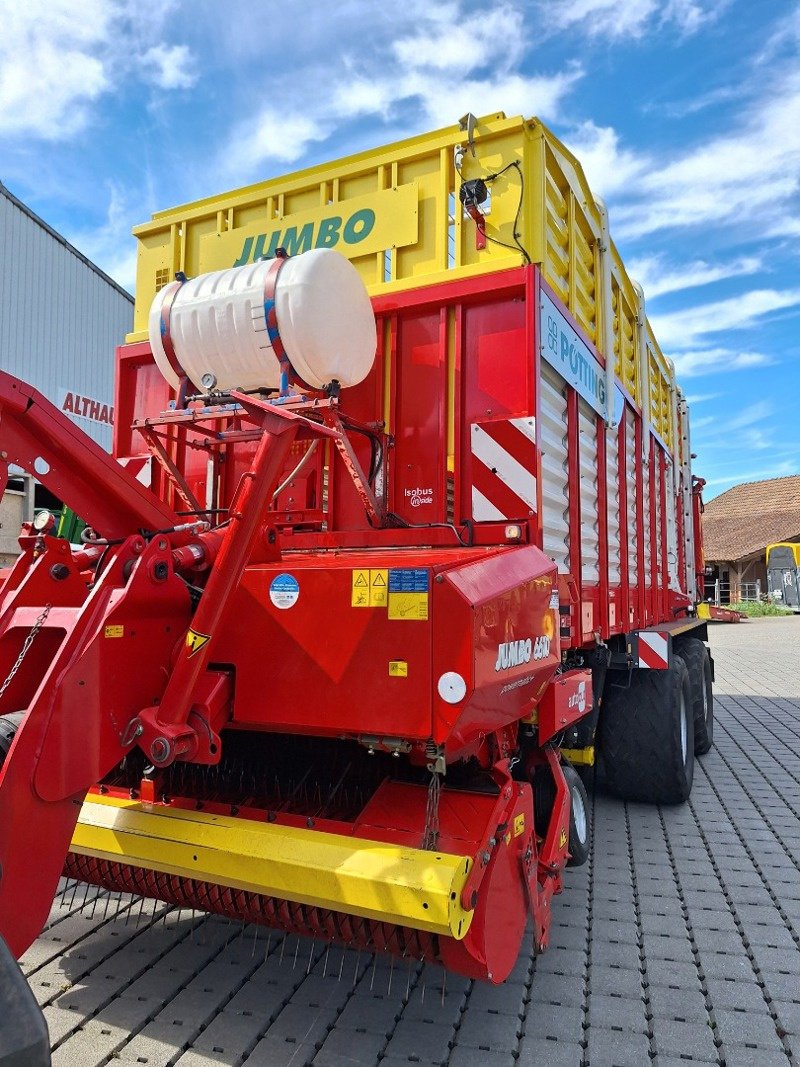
[572, 783, 587, 843]
[680, 689, 688, 764]
[701, 677, 708, 725]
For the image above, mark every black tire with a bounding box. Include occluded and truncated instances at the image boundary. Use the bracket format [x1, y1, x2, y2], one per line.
[0, 711, 24, 768]
[563, 763, 590, 867]
[599, 659, 695, 805]
[676, 638, 714, 755]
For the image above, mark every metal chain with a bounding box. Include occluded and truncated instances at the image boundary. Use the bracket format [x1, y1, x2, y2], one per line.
[0, 603, 51, 704]
[422, 763, 442, 851]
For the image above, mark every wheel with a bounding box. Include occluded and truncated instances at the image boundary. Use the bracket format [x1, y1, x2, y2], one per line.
[676, 637, 714, 755]
[563, 763, 590, 867]
[0, 711, 24, 768]
[599, 658, 695, 805]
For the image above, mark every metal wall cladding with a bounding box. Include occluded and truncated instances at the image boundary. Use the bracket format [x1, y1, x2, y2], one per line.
[625, 407, 639, 587]
[539, 360, 570, 573]
[578, 398, 599, 584]
[606, 423, 622, 586]
[642, 447, 652, 584]
[0, 187, 133, 450]
[665, 460, 680, 590]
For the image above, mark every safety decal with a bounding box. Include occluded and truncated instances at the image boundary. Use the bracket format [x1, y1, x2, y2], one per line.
[352, 569, 388, 607]
[559, 828, 568, 850]
[104, 624, 124, 638]
[270, 573, 300, 610]
[637, 630, 669, 669]
[387, 569, 429, 621]
[186, 629, 211, 657]
[514, 813, 525, 837]
[388, 661, 408, 677]
[470, 418, 537, 521]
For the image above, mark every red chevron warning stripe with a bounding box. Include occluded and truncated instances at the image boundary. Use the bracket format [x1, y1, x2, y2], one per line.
[637, 631, 669, 669]
[471, 417, 537, 522]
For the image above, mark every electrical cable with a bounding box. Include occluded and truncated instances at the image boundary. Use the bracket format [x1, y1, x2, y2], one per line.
[482, 161, 531, 264]
[456, 150, 532, 264]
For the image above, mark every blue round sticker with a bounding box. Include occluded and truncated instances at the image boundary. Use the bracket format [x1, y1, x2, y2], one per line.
[269, 573, 299, 610]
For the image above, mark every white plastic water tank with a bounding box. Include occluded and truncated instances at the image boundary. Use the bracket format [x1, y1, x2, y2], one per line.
[148, 249, 376, 393]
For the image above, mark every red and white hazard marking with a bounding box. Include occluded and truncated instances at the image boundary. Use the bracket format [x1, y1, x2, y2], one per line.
[118, 456, 152, 487]
[471, 418, 537, 521]
[637, 630, 669, 669]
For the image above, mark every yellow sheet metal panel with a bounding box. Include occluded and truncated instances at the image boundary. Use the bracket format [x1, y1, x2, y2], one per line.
[71, 795, 474, 940]
[128, 112, 677, 450]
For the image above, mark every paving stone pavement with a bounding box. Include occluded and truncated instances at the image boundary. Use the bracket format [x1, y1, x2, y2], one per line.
[21, 615, 800, 1066]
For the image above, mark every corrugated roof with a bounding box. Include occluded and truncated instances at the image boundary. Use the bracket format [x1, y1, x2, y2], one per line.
[703, 475, 800, 561]
[0, 182, 133, 302]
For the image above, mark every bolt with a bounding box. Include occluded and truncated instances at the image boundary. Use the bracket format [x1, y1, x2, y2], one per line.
[50, 563, 70, 581]
[153, 561, 169, 581]
[150, 737, 170, 764]
[157, 538, 168, 551]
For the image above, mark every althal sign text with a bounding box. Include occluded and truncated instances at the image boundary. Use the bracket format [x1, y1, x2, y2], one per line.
[59, 389, 114, 427]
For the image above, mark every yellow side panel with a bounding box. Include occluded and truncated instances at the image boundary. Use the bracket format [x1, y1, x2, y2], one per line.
[71, 795, 474, 940]
[199, 183, 419, 276]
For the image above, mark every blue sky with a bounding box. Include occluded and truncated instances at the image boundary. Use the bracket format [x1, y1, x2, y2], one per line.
[1, 0, 798, 498]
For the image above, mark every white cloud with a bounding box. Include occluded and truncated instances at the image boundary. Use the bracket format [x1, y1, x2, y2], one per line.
[671, 347, 772, 377]
[563, 122, 648, 198]
[401, 67, 582, 129]
[0, 0, 112, 138]
[141, 44, 197, 90]
[216, 2, 581, 178]
[650, 288, 800, 348]
[541, 0, 725, 39]
[727, 401, 772, 431]
[0, 0, 197, 140]
[225, 111, 326, 175]
[394, 5, 526, 73]
[613, 77, 800, 241]
[65, 182, 140, 292]
[628, 254, 763, 300]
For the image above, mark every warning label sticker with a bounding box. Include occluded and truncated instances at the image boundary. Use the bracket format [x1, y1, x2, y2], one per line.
[104, 624, 124, 639]
[388, 660, 408, 677]
[186, 629, 210, 657]
[352, 569, 390, 607]
[387, 568, 429, 620]
[352, 569, 369, 606]
[370, 570, 388, 607]
[388, 593, 429, 620]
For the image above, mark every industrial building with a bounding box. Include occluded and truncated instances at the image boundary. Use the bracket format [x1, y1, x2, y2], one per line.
[0, 183, 133, 562]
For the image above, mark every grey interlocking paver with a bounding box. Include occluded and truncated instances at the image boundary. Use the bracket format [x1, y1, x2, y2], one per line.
[516, 1035, 584, 1064]
[22, 616, 800, 1065]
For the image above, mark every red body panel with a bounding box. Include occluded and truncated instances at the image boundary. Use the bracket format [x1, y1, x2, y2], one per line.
[214, 544, 558, 755]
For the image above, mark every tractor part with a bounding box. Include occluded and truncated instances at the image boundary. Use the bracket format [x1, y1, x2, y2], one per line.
[0, 933, 49, 1066]
[600, 659, 695, 805]
[56, 730, 575, 984]
[0, 532, 193, 957]
[675, 637, 714, 755]
[64, 773, 544, 984]
[562, 763, 590, 868]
